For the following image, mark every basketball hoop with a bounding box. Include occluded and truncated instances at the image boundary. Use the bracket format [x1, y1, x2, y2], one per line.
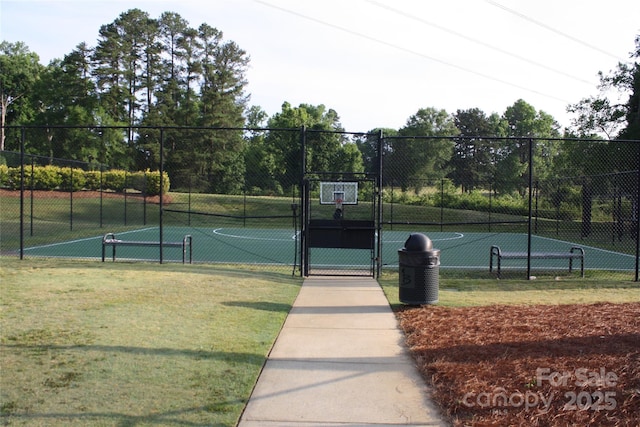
[333, 191, 345, 209]
[333, 193, 345, 220]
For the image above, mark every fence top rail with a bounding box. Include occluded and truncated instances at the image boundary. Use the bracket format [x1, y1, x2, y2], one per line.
[3, 126, 639, 144]
[381, 135, 640, 144]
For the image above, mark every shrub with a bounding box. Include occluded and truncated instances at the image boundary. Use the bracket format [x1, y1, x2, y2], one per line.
[492, 194, 528, 216]
[466, 191, 491, 210]
[59, 167, 86, 191]
[142, 170, 170, 196]
[6, 167, 21, 190]
[129, 171, 146, 193]
[103, 170, 127, 192]
[32, 165, 63, 190]
[0, 164, 9, 188]
[84, 171, 102, 191]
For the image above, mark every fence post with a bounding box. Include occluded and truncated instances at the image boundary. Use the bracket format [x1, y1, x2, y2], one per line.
[19, 127, 25, 260]
[100, 165, 104, 228]
[635, 144, 640, 281]
[440, 179, 444, 232]
[390, 181, 394, 230]
[70, 160, 74, 231]
[534, 180, 539, 234]
[30, 156, 34, 236]
[143, 170, 147, 225]
[159, 127, 164, 264]
[124, 171, 128, 226]
[376, 129, 383, 278]
[527, 138, 534, 280]
[300, 126, 307, 277]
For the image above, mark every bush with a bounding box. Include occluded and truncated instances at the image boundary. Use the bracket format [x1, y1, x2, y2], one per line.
[84, 171, 102, 191]
[103, 170, 127, 192]
[0, 164, 169, 194]
[136, 170, 170, 196]
[59, 167, 86, 191]
[32, 165, 63, 190]
[5, 167, 21, 190]
[492, 194, 528, 216]
[0, 164, 9, 188]
[454, 191, 491, 211]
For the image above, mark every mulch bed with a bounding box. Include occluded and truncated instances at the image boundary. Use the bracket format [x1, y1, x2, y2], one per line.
[397, 302, 640, 426]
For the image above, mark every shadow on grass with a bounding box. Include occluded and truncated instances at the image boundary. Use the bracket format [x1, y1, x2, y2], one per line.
[2, 255, 305, 284]
[222, 301, 292, 312]
[1, 343, 265, 365]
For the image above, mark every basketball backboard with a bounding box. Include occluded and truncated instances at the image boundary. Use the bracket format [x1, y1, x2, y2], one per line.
[319, 182, 358, 205]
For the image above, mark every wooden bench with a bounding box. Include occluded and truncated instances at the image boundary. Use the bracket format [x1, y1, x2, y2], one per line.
[102, 233, 193, 263]
[490, 245, 584, 278]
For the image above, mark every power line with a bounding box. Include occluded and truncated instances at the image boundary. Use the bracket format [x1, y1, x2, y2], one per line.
[484, 0, 624, 62]
[366, 0, 593, 86]
[253, 0, 572, 105]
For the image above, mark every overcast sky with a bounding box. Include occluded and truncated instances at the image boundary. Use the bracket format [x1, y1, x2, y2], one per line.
[2, 0, 639, 132]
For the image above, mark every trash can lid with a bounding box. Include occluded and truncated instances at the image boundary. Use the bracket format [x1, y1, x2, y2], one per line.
[403, 233, 433, 251]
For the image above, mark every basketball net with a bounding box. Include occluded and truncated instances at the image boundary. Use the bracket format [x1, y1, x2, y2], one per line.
[335, 197, 343, 210]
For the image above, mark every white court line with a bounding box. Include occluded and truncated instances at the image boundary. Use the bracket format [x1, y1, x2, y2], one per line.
[22, 227, 157, 251]
[212, 228, 464, 244]
[213, 228, 299, 241]
[533, 234, 636, 258]
[382, 232, 465, 244]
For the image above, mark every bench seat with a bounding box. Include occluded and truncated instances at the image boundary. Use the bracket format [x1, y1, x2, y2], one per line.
[102, 233, 192, 263]
[490, 245, 584, 278]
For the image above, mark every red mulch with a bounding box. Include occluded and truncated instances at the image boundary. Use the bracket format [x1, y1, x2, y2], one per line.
[397, 303, 640, 426]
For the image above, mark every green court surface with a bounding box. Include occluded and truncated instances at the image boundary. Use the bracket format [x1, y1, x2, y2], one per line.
[19, 226, 636, 273]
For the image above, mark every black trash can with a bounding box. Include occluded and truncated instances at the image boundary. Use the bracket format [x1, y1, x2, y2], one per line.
[398, 233, 440, 304]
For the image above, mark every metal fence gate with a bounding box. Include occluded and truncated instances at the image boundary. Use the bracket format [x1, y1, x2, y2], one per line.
[301, 176, 382, 276]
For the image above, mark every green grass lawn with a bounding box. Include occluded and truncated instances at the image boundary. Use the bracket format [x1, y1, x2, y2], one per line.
[2, 256, 639, 426]
[0, 257, 302, 426]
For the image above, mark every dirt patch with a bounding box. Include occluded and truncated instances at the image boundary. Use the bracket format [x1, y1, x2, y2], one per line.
[397, 302, 640, 426]
[0, 189, 171, 204]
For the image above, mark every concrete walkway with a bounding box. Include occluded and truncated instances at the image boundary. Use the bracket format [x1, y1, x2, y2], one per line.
[237, 276, 448, 427]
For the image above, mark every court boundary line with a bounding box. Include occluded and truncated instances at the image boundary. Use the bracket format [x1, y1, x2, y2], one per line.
[534, 234, 636, 259]
[212, 228, 299, 241]
[21, 227, 157, 252]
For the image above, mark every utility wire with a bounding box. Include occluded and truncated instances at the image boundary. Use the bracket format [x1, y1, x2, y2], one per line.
[485, 0, 625, 62]
[366, 0, 593, 86]
[254, 0, 572, 104]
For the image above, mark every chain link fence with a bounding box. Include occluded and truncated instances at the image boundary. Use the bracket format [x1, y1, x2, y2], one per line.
[2, 127, 639, 279]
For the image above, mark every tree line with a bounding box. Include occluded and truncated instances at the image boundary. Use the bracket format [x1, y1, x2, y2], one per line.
[1, 9, 639, 196]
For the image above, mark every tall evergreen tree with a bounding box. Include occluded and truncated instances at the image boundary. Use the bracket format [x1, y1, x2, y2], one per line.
[449, 108, 502, 192]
